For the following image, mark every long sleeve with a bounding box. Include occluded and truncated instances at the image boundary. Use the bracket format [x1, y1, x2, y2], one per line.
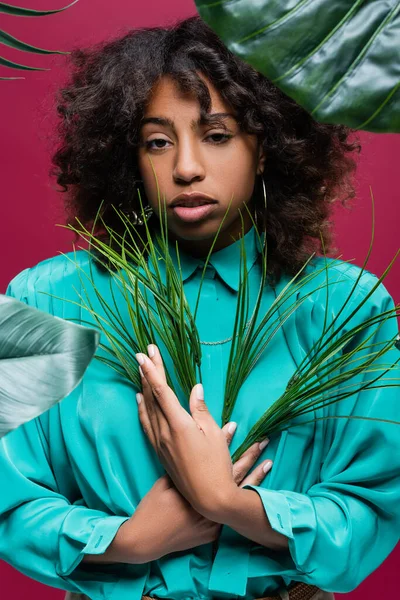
[0, 268, 131, 595]
[242, 273, 400, 593]
[3, 240, 399, 600]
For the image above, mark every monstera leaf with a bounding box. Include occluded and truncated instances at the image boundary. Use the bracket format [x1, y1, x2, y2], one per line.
[0, 294, 99, 438]
[196, 0, 400, 133]
[0, 1, 78, 80]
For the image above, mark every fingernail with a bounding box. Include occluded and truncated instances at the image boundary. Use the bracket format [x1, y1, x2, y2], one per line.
[263, 460, 273, 473]
[136, 353, 145, 365]
[196, 383, 204, 400]
[139, 366, 144, 378]
[136, 393, 143, 405]
[228, 422, 237, 434]
[259, 438, 269, 451]
[148, 344, 155, 358]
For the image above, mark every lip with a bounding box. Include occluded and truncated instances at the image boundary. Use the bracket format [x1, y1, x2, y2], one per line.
[170, 192, 218, 208]
[172, 203, 218, 223]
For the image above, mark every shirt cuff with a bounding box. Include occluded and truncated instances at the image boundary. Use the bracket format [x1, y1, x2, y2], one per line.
[57, 507, 131, 577]
[242, 485, 317, 574]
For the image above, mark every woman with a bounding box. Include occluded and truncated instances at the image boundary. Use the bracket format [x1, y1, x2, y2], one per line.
[1, 14, 399, 600]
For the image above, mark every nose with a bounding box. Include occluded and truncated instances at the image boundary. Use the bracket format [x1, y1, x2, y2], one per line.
[172, 138, 206, 184]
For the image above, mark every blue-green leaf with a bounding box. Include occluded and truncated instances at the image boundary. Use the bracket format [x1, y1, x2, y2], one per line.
[0, 294, 99, 438]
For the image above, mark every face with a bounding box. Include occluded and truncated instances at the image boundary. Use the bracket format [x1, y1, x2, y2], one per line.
[137, 74, 265, 255]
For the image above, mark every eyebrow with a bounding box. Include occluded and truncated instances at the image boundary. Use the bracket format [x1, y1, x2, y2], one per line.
[139, 112, 237, 132]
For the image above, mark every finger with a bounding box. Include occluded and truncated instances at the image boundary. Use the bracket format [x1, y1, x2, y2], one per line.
[136, 390, 157, 448]
[221, 422, 237, 447]
[147, 344, 168, 383]
[145, 345, 174, 441]
[231, 438, 269, 485]
[238, 459, 273, 488]
[136, 353, 190, 426]
[188, 383, 217, 435]
[139, 365, 162, 438]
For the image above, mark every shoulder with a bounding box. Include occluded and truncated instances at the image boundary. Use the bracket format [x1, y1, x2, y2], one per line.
[5, 250, 92, 314]
[302, 255, 395, 310]
[305, 255, 378, 289]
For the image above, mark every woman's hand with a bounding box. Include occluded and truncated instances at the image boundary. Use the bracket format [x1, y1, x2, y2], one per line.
[129, 414, 272, 563]
[83, 398, 272, 566]
[135, 344, 272, 519]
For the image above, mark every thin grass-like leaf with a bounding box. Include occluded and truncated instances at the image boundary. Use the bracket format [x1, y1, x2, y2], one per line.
[0, 1, 79, 17]
[0, 1, 78, 79]
[45, 166, 400, 466]
[0, 29, 69, 55]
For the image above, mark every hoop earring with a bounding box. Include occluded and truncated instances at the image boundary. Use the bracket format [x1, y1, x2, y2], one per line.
[255, 173, 267, 232]
[261, 175, 267, 210]
[118, 179, 153, 226]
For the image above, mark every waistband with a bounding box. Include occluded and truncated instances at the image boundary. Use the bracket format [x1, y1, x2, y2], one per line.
[142, 581, 322, 600]
[63, 582, 326, 600]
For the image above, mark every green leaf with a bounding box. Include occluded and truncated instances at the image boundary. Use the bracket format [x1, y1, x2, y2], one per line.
[0, 55, 49, 71]
[0, 29, 69, 55]
[195, 0, 400, 132]
[0, 1, 79, 17]
[53, 176, 400, 467]
[0, 1, 78, 79]
[0, 294, 99, 438]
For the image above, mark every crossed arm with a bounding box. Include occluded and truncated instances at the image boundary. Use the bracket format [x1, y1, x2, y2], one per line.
[84, 343, 288, 565]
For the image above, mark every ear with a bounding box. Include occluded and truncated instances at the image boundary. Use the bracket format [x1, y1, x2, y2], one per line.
[256, 142, 266, 175]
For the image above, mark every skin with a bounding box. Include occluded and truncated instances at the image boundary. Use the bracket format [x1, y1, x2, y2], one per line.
[83, 419, 275, 565]
[137, 73, 266, 256]
[82, 75, 282, 567]
[133, 76, 288, 552]
[135, 345, 289, 552]
[83, 341, 287, 565]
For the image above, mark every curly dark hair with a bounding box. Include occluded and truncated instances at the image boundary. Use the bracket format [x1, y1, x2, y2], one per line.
[50, 14, 361, 286]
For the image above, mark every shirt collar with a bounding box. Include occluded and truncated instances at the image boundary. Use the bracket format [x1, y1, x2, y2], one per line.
[153, 226, 263, 292]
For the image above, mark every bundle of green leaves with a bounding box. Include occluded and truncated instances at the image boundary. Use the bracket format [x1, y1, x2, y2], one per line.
[49, 186, 400, 461]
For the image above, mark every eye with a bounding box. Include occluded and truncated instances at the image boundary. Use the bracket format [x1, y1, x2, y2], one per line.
[207, 133, 232, 144]
[145, 138, 170, 151]
[144, 133, 233, 152]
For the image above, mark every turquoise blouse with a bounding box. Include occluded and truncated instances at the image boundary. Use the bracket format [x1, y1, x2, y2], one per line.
[0, 226, 399, 600]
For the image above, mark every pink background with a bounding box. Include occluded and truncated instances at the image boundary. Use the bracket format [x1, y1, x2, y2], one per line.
[1, 1, 399, 598]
